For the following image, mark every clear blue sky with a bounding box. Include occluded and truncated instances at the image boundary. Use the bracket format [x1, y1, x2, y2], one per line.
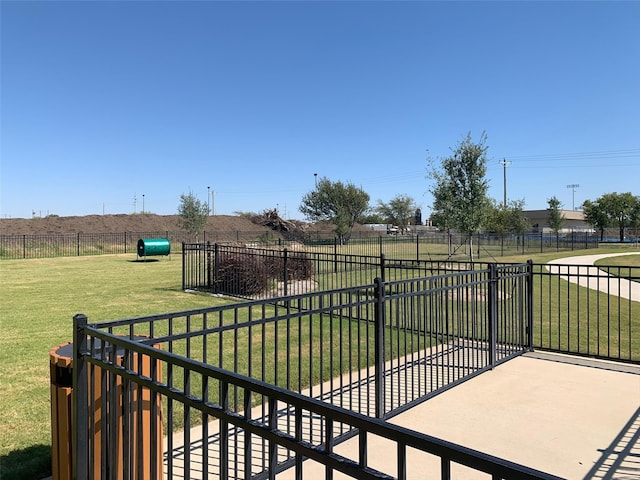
[2, 1, 639, 220]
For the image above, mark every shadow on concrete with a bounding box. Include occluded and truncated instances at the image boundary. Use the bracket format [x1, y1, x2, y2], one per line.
[584, 406, 640, 480]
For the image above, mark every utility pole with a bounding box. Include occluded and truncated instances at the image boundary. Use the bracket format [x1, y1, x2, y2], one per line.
[567, 184, 580, 210]
[499, 159, 511, 207]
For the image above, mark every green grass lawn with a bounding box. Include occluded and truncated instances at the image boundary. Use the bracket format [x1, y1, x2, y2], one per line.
[1, 245, 638, 479]
[0, 255, 232, 479]
[594, 253, 640, 278]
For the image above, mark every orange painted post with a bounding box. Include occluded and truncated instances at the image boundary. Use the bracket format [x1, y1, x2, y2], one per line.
[50, 341, 162, 480]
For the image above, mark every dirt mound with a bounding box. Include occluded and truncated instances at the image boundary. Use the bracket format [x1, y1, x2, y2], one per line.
[0, 214, 277, 235]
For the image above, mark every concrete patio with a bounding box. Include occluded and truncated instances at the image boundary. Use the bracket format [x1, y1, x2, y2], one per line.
[278, 351, 640, 480]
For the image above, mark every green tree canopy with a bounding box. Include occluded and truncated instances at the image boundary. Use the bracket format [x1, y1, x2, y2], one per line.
[485, 199, 530, 234]
[428, 132, 491, 260]
[178, 191, 209, 238]
[299, 177, 370, 243]
[546, 196, 566, 234]
[376, 194, 418, 232]
[597, 192, 640, 242]
[359, 212, 386, 225]
[582, 199, 610, 241]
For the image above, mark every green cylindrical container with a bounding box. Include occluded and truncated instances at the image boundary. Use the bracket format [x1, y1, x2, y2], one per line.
[137, 238, 170, 257]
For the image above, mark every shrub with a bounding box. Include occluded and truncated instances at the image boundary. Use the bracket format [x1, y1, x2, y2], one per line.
[262, 250, 314, 282]
[287, 251, 314, 280]
[216, 249, 269, 295]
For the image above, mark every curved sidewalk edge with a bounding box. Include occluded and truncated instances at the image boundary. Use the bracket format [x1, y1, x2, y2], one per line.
[546, 252, 640, 302]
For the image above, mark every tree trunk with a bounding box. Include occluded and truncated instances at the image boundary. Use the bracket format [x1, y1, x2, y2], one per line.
[620, 225, 625, 242]
[469, 235, 474, 262]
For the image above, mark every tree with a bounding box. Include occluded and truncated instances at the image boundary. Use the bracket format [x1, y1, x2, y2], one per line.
[485, 199, 530, 234]
[299, 177, 370, 244]
[582, 199, 609, 241]
[597, 192, 639, 242]
[546, 196, 566, 234]
[178, 191, 209, 238]
[359, 212, 386, 224]
[376, 194, 418, 233]
[428, 132, 491, 260]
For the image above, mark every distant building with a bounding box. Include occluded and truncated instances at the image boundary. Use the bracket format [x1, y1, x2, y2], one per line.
[524, 209, 592, 234]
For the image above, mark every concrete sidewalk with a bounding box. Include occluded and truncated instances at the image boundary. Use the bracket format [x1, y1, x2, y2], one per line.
[280, 352, 639, 480]
[547, 252, 640, 301]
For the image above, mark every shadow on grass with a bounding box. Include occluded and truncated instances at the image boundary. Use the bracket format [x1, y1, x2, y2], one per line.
[0, 444, 50, 480]
[128, 258, 161, 263]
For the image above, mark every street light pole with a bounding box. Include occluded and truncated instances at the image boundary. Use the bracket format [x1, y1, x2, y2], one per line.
[142, 194, 145, 214]
[499, 159, 511, 208]
[207, 186, 210, 215]
[314, 173, 318, 189]
[566, 184, 580, 210]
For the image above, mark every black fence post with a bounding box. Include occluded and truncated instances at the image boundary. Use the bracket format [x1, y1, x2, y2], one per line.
[72, 313, 89, 480]
[571, 229, 575, 251]
[283, 248, 289, 297]
[488, 264, 497, 369]
[206, 241, 212, 289]
[526, 259, 534, 351]
[333, 238, 338, 273]
[374, 277, 386, 419]
[214, 243, 220, 294]
[540, 232, 543, 254]
[77, 233, 81, 256]
[380, 254, 386, 283]
[181, 243, 186, 290]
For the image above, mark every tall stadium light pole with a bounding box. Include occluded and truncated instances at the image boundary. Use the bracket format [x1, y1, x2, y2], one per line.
[499, 159, 511, 207]
[567, 184, 580, 210]
[314, 173, 318, 189]
[207, 186, 210, 215]
[142, 194, 145, 214]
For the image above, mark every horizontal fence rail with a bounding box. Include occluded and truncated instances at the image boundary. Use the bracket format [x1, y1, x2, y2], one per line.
[72, 263, 540, 479]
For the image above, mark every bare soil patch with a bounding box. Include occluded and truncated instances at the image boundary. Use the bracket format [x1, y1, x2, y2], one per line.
[0, 214, 290, 236]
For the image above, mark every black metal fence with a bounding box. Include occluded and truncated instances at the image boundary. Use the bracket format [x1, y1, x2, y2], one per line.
[1, 228, 599, 260]
[183, 244, 639, 364]
[72, 263, 554, 479]
[0, 230, 274, 259]
[182, 243, 382, 296]
[532, 261, 640, 363]
[259, 230, 599, 261]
